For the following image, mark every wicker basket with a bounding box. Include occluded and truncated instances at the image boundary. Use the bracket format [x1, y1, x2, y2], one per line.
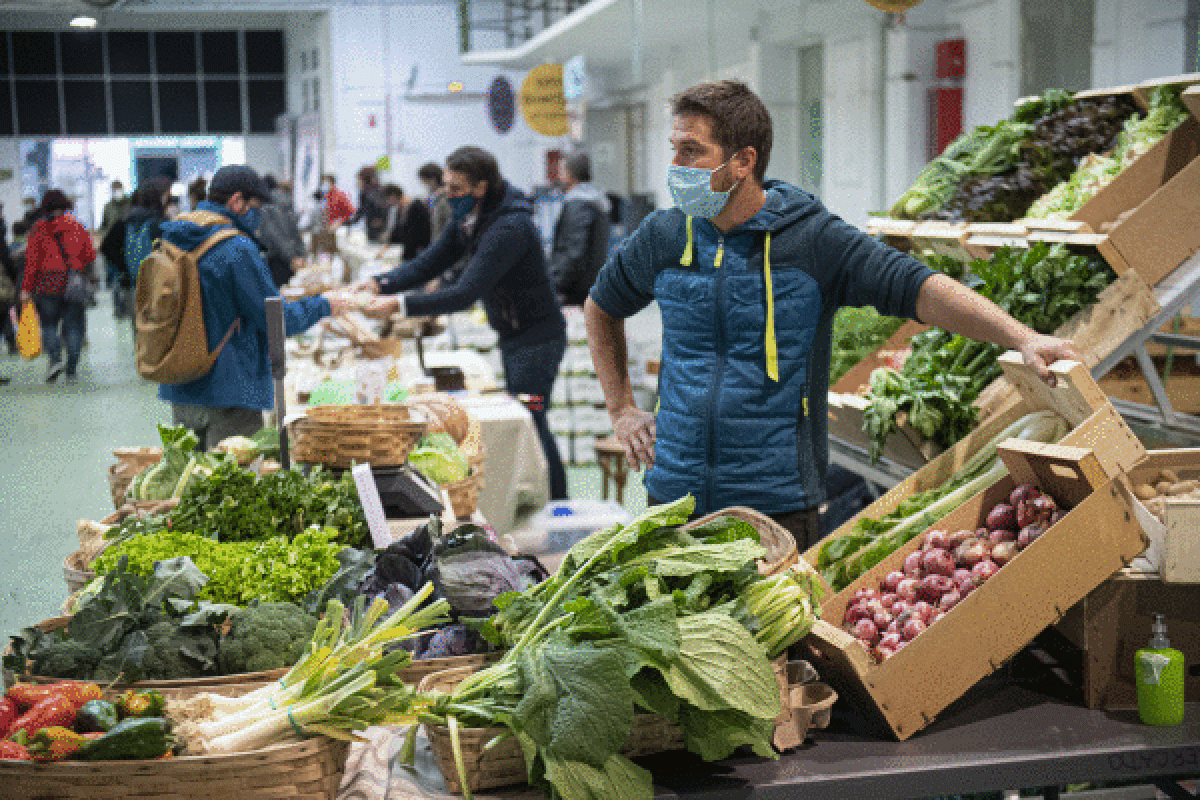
[63, 552, 95, 594]
[683, 507, 800, 578]
[291, 408, 427, 469]
[0, 737, 349, 800]
[398, 651, 502, 686]
[426, 712, 683, 794]
[443, 470, 483, 519]
[108, 447, 163, 509]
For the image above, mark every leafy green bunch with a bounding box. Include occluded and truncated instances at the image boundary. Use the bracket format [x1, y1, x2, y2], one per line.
[412, 497, 825, 800]
[862, 243, 1112, 461]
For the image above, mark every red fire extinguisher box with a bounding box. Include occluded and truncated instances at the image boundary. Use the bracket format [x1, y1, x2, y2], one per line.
[936, 38, 966, 79]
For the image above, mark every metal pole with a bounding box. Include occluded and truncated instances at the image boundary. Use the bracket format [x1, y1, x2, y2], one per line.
[265, 297, 290, 470]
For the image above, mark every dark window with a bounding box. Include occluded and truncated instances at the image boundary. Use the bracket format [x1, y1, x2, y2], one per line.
[107, 31, 152, 75]
[0, 83, 12, 136]
[201, 31, 239, 74]
[248, 79, 285, 132]
[159, 80, 200, 133]
[12, 32, 56, 76]
[63, 81, 107, 134]
[204, 79, 242, 132]
[154, 31, 196, 74]
[15, 80, 60, 134]
[245, 31, 284, 74]
[111, 81, 154, 134]
[0, 32, 11, 77]
[61, 32, 104, 75]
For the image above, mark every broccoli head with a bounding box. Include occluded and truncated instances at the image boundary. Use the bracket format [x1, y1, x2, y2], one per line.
[218, 602, 317, 675]
[138, 618, 220, 680]
[31, 639, 102, 679]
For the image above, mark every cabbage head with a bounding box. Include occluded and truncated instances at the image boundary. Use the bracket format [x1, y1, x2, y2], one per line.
[409, 443, 469, 485]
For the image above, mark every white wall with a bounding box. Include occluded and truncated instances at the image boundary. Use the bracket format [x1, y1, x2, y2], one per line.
[1093, 0, 1191, 87]
[323, 2, 567, 197]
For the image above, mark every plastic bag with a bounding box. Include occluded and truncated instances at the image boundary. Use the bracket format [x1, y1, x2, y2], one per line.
[17, 301, 40, 360]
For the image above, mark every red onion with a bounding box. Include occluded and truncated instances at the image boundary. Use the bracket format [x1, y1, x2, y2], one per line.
[918, 575, 954, 603]
[883, 571, 905, 593]
[986, 503, 1017, 531]
[1017, 523, 1046, 550]
[880, 593, 897, 610]
[873, 610, 894, 630]
[896, 578, 920, 602]
[938, 589, 962, 611]
[903, 551, 924, 578]
[955, 538, 989, 568]
[876, 645, 897, 662]
[890, 600, 912, 619]
[1010, 483, 1040, 508]
[932, 611, 948, 624]
[948, 529, 974, 548]
[854, 587, 882, 603]
[879, 632, 903, 649]
[921, 548, 956, 577]
[924, 530, 951, 551]
[972, 559, 1000, 583]
[911, 600, 935, 623]
[854, 618, 880, 645]
[953, 569, 975, 595]
[902, 617, 927, 642]
[991, 541, 1019, 566]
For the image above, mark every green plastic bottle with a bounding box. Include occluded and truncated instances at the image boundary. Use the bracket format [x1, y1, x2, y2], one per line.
[1136, 613, 1185, 727]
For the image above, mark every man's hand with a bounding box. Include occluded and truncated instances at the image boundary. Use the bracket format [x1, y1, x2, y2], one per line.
[325, 292, 355, 317]
[364, 295, 401, 319]
[353, 278, 381, 295]
[20, 291, 31, 305]
[612, 406, 656, 471]
[1019, 334, 1079, 384]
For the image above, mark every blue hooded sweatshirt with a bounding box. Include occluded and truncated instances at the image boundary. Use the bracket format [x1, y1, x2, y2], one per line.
[589, 181, 934, 516]
[157, 201, 330, 411]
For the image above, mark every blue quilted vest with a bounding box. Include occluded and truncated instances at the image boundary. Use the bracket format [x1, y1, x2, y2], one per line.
[647, 206, 825, 516]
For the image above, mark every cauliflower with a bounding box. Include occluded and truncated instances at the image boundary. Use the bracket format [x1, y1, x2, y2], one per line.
[217, 602, 318, 675]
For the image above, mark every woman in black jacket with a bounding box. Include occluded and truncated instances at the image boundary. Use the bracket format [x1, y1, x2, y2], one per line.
[361, 146, 568, 500]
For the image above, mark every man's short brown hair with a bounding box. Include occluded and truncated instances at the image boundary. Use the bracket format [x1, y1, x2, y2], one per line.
[671, 80, 772, 183]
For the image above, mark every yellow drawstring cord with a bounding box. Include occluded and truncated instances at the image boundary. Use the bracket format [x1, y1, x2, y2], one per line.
[764, 232, 778, 382]
[679, 216, 694, 266]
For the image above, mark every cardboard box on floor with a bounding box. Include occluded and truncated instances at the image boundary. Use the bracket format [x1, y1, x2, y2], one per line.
[804, 439, 1149, 741]
[1057, 569, 1200, 709]
[806, 354, 1147, 572]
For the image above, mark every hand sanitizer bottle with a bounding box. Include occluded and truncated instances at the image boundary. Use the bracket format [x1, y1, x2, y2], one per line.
[1136, 613, 1185, 727]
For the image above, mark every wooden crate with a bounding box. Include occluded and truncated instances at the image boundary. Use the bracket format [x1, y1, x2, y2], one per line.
[964, 222, 1028, 258]
[1132, 72, 1200, 110]
[1126, 449, 1200, 583]
[1057, 569, 1200, 709]
[804, 440, 1149, 740]
[830, 320, 928, 397]
[806, 354, 1146, 570]
[910, 221, 972, 261]
[1186, 85, 1200, 122]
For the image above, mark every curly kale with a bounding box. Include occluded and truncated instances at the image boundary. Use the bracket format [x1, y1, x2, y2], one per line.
[217, 602, 317, 675]
[30, 638, 103, 679]
[141, 618, 220, 680]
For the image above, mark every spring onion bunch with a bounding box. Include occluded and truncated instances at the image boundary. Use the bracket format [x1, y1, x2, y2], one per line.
[177, 582, 450, 754]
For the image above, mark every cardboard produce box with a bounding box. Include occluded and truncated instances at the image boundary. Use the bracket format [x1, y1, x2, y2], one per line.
[1185, 85, 1200, 122]
[804, 440, 1149, 740]
[807, 354, 1147, 571]
[1057, 569, 1200, 709]
[1131, 72, 1200, 110]
[1124, 449, 1200, 583]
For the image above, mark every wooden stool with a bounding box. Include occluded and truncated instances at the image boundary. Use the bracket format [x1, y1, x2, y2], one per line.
[594, 436, 630, 505]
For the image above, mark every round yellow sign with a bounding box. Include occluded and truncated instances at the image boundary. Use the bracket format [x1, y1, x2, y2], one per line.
[521, 64, 568, 137]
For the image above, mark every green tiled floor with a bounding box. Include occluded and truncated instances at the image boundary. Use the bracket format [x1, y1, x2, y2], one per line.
[0, 291, 646, 637]
[0, 292, 168, 636]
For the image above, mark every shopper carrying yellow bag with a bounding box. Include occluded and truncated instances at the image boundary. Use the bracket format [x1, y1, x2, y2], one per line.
[17, 301, 41, 360]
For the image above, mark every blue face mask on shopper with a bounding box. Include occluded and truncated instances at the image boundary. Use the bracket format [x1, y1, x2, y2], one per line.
[448, 195, 477, 221]
[667, 156, 742, 219]
[235, 206, 262, 233]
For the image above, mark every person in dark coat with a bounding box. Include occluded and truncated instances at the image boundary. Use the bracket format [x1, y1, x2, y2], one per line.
[377, 184, 432, 261]
[359, 147, 569, 500]
[348, 166, 390, 243]
[549, 152, 612, 307]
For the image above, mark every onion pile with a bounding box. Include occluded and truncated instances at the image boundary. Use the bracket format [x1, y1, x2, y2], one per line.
[842, 483, 1066, 662]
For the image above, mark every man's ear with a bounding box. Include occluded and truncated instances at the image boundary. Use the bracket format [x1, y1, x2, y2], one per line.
[474, 180, 488, 199]
[736, 147, 758, 183]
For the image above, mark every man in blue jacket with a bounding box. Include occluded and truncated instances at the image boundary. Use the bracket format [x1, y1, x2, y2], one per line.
[158, 165, 349, 450]
[585, 81, 1077, 548]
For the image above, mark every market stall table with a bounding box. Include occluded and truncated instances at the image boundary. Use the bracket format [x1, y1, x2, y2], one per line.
[457, 393, 549, 535]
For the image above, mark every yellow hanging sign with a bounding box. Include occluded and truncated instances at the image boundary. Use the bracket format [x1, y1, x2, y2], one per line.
[520, 64, 568, 137]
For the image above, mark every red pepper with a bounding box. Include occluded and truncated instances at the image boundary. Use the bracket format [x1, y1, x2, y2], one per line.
[0, 741, 30, 761]
[0, 697, 16, 738]
[7, 682, 101, 712]
[8, 697, 76, 739]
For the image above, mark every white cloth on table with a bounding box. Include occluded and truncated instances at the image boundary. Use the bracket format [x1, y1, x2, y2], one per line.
[459, 394, 549, 536]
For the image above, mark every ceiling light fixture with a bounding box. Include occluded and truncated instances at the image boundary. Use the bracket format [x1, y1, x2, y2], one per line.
[70, 15, 98, 28]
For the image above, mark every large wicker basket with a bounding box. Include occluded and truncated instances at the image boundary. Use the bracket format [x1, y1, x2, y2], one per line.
[683, 507, 802, 578]
[292, 405, 427, 469]
[0, 737, 349, 800]
[63, 552, 95, 594]
[419, 666, 683, 794]
[108, 447, 163, 508]
[399, 651, 502, 686]
[443, 469, 483, 519]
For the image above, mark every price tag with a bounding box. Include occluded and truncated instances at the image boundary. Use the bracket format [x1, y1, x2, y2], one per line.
[351, 464, 391, 549]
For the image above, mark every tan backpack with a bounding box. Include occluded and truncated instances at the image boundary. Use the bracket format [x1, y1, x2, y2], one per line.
[134, 211, 243, 385]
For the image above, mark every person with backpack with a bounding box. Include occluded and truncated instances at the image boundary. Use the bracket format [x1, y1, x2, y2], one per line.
[20, 189, 97, 383]
[100, 184, 167, 323]
[143, 165, 350, 450]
